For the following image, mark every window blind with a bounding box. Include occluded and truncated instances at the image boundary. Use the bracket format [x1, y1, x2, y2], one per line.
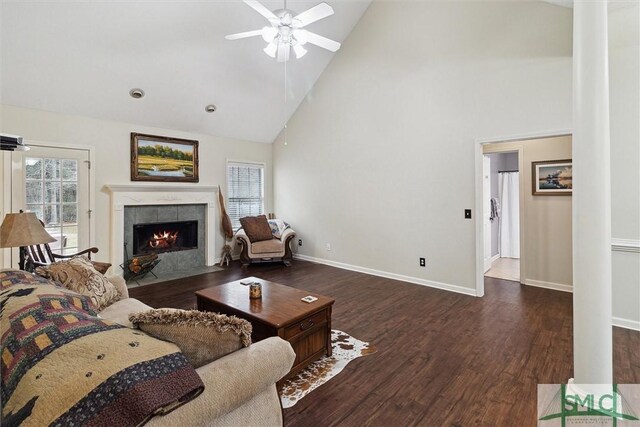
[227, 162, 264, 229]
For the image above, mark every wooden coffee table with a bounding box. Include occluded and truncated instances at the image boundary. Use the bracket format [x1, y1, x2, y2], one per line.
[195, 277, 335, 381]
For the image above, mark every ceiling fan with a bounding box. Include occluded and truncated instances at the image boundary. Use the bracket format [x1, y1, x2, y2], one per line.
[225, 0, 341, 62]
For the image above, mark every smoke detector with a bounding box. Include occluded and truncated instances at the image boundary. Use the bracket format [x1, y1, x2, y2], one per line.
[129, 88, 145, 99]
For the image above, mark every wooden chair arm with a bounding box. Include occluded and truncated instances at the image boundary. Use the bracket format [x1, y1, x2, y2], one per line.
[51, 247, 99, 260]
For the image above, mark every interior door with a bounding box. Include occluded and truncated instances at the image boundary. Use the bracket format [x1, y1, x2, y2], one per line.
[483, 155, 492, 273]
[12, 145, 91, 257]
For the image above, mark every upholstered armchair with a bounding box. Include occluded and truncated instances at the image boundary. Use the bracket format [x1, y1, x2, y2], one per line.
[236, 227, 296, 267]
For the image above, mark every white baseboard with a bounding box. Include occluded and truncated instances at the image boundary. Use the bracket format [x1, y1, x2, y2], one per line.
[292, 255, 639, 330]
[519, 279, 639, 330]
[490, 254, 500, 264]
[523, 278, 573, 293]
[612, 316, 640, 331]
[293, 254, 478, 297]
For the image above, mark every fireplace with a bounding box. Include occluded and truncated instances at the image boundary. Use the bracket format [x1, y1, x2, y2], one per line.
[132, 220, 198, 256]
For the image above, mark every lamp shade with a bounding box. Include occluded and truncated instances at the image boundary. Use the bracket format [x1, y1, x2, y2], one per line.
[0, 212, 56, 248]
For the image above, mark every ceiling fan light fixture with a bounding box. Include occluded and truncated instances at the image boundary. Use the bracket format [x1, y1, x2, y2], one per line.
[226, 1, 340, 62]
[261, 26, 278, 43]
[293, 44, 307, 59]
[264, 42, 277, 58]
[276, 43, 290, 62]
[293, 29, 308, 45]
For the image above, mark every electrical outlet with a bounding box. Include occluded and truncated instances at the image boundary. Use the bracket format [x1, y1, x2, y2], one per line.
[326, 243, 331, 251]
[419, 257, 426, 267]
[298, 239, 303, 247]
[465, 209, 472, 219]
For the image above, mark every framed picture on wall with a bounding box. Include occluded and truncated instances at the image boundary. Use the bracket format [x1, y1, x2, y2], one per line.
[131, 133, 199, 182]
[531, 159, 572, 195]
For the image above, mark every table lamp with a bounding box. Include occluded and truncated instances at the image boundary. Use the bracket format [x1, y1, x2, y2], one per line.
[0, 211, 56, 271]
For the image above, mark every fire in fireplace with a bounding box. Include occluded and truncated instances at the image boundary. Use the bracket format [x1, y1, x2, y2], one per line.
[149, 230, 178, 249]
[132, 220, 198, 256]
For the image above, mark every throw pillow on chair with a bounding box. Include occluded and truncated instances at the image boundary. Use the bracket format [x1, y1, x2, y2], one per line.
[239, 215, 274, 242]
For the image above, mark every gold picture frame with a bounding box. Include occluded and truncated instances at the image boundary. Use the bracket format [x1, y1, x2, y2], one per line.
[131, 133, 199, 183]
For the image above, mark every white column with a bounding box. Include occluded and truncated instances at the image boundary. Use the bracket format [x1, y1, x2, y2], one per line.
[572, 0, 613, 384]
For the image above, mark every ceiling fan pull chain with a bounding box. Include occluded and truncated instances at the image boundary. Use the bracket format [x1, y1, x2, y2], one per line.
[284, 53, 288, 146]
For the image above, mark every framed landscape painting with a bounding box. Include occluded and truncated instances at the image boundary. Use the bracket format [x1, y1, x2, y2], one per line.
[532, 159, 572, 195]
[131, 133, 199, 182]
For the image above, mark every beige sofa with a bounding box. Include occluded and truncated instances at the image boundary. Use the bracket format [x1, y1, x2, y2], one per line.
[100, 276, 296, 426]
[236, 228, 296, 267]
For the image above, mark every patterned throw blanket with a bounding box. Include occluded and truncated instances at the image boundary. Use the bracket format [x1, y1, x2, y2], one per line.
[1, 270, 204, 426]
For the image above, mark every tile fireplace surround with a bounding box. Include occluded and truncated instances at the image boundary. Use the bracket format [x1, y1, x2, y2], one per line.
[124, 205, 205, 276]
[105, 185, 217, 277]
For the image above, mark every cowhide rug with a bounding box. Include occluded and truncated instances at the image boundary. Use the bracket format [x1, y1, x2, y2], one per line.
[280, 330, 377, 409]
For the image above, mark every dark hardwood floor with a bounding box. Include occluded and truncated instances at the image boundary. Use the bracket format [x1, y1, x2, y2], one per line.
[129, 260, 640, 426]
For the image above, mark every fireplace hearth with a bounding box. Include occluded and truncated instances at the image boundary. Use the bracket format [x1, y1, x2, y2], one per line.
[133, 220, 198, 256]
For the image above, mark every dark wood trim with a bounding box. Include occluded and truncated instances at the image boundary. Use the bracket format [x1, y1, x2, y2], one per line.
[51, 247, 98, 260]
[130, 132, 199, 183]
[531, 158, 572, 196]
[237, 237, 251, 267]
[283, 234, 294, 266]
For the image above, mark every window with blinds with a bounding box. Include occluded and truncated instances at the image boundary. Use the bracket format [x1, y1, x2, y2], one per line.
[227, 162, 264, 229]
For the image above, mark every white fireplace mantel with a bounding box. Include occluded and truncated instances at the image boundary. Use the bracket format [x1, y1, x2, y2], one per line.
[104, 184, 218, 274]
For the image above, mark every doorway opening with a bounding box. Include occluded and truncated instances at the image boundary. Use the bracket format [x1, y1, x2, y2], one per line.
[483, 151, 520, 282]
[474, 132, 573, 297]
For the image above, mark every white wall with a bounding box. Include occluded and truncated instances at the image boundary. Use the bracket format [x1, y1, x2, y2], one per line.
[274, 1, 573, 295]
[0, 105, 273, 269]
[609, 4, 640, 328]
[273, 1, 638, 326]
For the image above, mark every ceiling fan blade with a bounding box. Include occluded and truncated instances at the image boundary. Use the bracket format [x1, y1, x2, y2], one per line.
[304, 31, 341, 52]
[243, 0, 278, 22]
[293, 2, 334, 27]
[225, 29, 263, 40]
[277, 43, 290, 62]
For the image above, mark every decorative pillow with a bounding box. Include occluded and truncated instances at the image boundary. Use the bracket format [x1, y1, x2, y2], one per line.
[267, 219, 290, 239]
[35, 256, 120, 310]
[129, 308, 252, 368]
[239, 215, 274, 243]
[91, 260, 112, 275]
[0, 270, 204, 426]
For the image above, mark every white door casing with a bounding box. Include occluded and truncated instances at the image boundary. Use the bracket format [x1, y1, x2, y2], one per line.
[11, 145, 91, 261]
[483, 155, 492, 272]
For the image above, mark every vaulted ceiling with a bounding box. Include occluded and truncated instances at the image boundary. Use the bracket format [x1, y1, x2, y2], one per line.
[1, 1, 371, 143]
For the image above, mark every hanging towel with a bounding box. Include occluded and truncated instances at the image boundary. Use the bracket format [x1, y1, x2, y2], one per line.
[490, 198, 501, 221]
